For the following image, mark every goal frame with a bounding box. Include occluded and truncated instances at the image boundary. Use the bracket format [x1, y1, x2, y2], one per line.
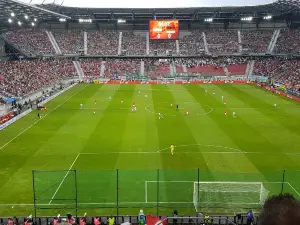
[193, 181, 269, 211]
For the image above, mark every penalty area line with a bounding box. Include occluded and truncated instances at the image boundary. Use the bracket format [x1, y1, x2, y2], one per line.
[48, 153, 80, 204]
[0, 84, 88, 152]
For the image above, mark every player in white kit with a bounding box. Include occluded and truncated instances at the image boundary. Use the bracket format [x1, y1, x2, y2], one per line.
[158, 113, 163, 120]
[233, 111, 236, 118]
[274, 103, 277, 108]
[80, 103, 83, 109]
[109, 96, 112, 101]
[138, 90, 141, 95]
[222, 96, 224, 102]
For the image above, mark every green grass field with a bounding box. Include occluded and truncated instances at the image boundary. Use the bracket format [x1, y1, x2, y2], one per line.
[1, 83, 300, 217]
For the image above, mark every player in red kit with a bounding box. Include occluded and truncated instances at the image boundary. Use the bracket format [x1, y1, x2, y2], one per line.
[93, 109, 96, 114]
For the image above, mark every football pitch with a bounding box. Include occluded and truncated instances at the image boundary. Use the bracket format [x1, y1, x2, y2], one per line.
[1, 83, 300, 216]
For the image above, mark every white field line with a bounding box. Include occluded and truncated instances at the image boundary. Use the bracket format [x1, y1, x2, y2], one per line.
[145, 181, 148, 203]
[0, 202, 190, 206]
[79, 151, 300, 155]
[157, 144, 242, 153]
[287, 182, 300, 198]
[145, 181, 285, 184]
[48, 153, 80, 204]
[0, 84, 87, 151]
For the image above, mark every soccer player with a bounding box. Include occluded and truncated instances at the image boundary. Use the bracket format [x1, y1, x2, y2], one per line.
[274, 103, 277, 108]
[138, 90, 141, 95]
[224, 100, 227, 105]
[158, 112, 163, 120]
[37, 113, 41, 119]
[222, 96, 224, 102]
[186, 108, 189, 116]
[233, 111, 236, 118]
[224, 110, 227, 117]
[144, 94, 148, 98]
[170, 102, 173, 107]
[93, 109, 96, 114]
[205, 89, 208, 95]
[109, 96, 112, 101]
[94, 100, 97, 105]
[176, 104, 179, 111]
[121, 99, 123, 104]
[80, 103, 83, 109]
[170, 144, 174, 156]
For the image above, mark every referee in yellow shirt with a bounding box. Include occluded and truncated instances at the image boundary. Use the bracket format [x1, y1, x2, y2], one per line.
[170, 144, 174, 155]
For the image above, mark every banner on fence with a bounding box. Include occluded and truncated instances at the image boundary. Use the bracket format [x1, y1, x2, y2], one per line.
[0, 108, 32, 130]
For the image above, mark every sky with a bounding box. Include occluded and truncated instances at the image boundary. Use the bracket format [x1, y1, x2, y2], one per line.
[19, 0, 277, 8]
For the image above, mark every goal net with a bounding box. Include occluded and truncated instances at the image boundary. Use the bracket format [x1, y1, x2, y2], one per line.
[193, 182, 269, 211]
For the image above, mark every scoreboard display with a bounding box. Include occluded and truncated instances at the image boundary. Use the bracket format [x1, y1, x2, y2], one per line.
[149, 20, 179, 40]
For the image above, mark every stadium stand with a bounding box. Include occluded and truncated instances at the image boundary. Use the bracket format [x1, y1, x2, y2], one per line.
[144, 59, 171, 78]
[0, 59, 77, 97]
[179, 31, 206, 56]
[4, 28, 300, 56]
[80, 58, 103, 78]
[52, 29, 84, 54]
[104, 59, 141, 77]
[121, 31, 147, 55]
[274, 29, 300, 54]
[240, 29, 274, 53]
[253, 58, 300, 91]
[5, 29, 55, 55]
[149, 39, 177, 56]
[205, 29, 239, 54]
[87, 30, 119, 55]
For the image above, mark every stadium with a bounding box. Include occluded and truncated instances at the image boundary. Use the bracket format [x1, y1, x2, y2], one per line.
[0, 0, 300, 224]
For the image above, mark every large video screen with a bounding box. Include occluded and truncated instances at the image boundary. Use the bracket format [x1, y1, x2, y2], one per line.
[149, 20, 179, 40]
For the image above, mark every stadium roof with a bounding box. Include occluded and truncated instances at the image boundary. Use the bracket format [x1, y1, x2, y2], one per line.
[37, 0, 299, 21]
[19, 0, 278, 8]
[0, 0, 299, 27]
[0, 0, 70, 24]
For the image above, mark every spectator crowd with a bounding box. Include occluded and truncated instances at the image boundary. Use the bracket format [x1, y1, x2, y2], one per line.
[5, 28, 300, 56]
[0, 59, 77, 97]
[0, 57, 299, 96]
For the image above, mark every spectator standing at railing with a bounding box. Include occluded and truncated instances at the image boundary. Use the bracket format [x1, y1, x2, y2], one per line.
[8, 218, 14, 225]
[173, 209, 178, 224]
[204, 213, 211, 225]
[93, 217, 100, 225]
[247, 210, 254, 225]
[108, 216, 115, 225]
[139, 209, 146, 225]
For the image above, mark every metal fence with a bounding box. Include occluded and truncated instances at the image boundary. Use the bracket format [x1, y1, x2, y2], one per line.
[32, 169, 300, 217]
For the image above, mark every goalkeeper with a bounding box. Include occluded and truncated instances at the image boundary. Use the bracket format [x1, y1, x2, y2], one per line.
[170, 144, 174, 155]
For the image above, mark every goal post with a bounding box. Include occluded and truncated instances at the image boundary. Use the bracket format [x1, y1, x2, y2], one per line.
[193, 182, 269, 211]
